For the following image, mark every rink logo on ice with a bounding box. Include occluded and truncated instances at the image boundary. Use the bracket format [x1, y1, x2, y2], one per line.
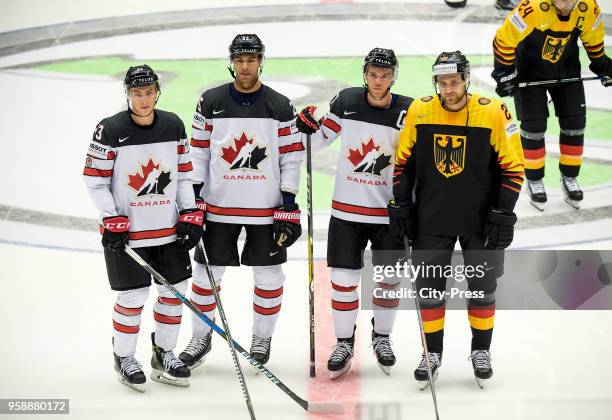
[221, 132, 268, 171]
[541, 35, 570, 63]
[433, 134, 466, 178]
[347, 137, 392, 177]
[127, 158, 172, 197]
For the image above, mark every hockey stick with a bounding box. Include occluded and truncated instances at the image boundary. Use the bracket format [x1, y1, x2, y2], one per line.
[403, 237, 441, 420]
[306, 132, 316, 378]
[125, 246, 344, 415]
[195, 239, 256, 420]
[518, 75, 603, 88]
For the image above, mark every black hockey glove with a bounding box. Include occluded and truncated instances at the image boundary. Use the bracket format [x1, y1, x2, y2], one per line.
[296, 106, 321, 135]
[102, 215, 130, 253]
[176, 208, 205, 250]
[491, 68, 518, 97]
[273, 204, 302, 247]
[483, 209, 517, 250]
[589, 58, 612, 87]
[387, 201, 416, 242]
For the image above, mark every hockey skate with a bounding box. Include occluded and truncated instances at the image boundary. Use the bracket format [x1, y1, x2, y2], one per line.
[328, 336, 355, 380]
[527, 179, 547, 211]
[250, 335, 272, 369]
[470, 350, 493, 389]
[150, 333, 190, 387]
[414, 352, 442, 390]
[561, 176, 583, 209]
[371, 319, 395, 375]
[114, 353, 146, 393]
[179, 331, 212, 370]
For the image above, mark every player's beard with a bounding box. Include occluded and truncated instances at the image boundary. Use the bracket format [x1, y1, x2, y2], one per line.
[441, 89, 467, 109]
[235, 72, 259, 91]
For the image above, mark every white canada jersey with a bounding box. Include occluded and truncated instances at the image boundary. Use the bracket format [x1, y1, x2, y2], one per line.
[314, 87, 413, 224]
[83, 110, 195, 248]
[191, 83, 304, 225]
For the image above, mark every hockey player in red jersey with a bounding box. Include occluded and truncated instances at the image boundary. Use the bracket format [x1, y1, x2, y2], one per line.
[180, 34, 304, 369]
[296, 48, 413, 378]
[83, 65, 204, 391]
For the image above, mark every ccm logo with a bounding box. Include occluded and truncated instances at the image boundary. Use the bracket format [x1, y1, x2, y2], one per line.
[182, 215, 204, 223]
[104, 222, 129, 231]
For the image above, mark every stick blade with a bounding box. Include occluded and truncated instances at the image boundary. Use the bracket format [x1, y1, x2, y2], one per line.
[307, 402, 344, 415]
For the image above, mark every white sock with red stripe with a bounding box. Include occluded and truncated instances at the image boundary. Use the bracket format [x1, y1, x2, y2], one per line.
[373, 281, 400, 335]
[252, 265, 285, 338]
[190, 263, 224, 338]
[113, 286, 149, 357]
[153, 279, 188, 351]
[331, 268, 360, 339]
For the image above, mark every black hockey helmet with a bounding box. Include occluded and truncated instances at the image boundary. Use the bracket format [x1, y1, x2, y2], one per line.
[124, 64, 160, 91]
[229, 34, 265, 60]
[363, 48, 398, 73]
[228, 34, 265, 80]
[432, 51, 470, 82]
[123, 65, 160, 117]
[362, 48, 399, 96]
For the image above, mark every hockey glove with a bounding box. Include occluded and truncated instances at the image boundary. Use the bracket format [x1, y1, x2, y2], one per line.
[296, 106, 321, 135]
[491, 68, 518, 97]
[102, 215, 130, 253]
[387, 201, 416, 242]
[589, 59, 612, 87]
[483, 208, 517, 250]
[176, 208, 205, 250]
[273, 204, 302, 247]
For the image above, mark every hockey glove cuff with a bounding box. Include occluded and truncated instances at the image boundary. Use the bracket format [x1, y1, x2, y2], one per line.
[491, 68, 518, 97]
[297, 106, 321, 135]
[484, 209, 517, 250]
[176, 208, 205, 250]
[102, 215, 130, 253]
[273, 204, 302, 248]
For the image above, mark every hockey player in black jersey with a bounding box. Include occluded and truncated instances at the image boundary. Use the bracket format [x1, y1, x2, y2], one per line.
[180, 34, 304, 369]
[390, 51, 524, 388]
[296, 48, 413, 379]
[83, 65, 204, 391]
[492, 0, 612, 210]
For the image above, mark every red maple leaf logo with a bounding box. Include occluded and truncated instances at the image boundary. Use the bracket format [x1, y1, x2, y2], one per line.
[221, 132, 253, 165]
[128, 158, 160, 192]
[347, 138, 380, 167]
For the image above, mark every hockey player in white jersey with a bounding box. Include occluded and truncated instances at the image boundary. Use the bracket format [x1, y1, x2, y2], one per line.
[180, 34, 304, 369]
[296, 48, 414, 378]
[83, 65, 204, 391]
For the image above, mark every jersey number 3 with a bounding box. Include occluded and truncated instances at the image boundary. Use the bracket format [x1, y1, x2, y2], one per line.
[95, 124, 104, 140]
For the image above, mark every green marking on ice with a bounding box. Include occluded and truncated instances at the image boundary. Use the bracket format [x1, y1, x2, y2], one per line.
[37, 53, 612, 210]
